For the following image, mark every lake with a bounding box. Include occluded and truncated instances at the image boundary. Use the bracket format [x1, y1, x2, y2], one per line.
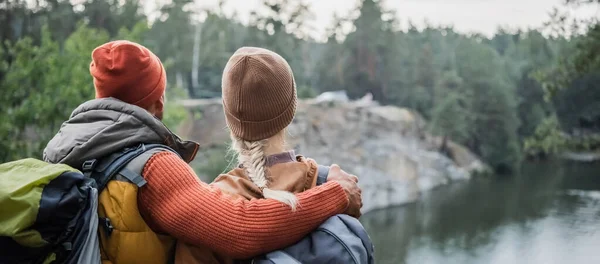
[361, 160, 600, 264]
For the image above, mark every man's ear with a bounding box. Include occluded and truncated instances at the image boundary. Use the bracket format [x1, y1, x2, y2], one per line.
[154, 100, 164, 120]
[147, 100, 164, 120]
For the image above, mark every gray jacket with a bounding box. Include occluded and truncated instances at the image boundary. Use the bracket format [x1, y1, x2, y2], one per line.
[43, 97, 198, 167]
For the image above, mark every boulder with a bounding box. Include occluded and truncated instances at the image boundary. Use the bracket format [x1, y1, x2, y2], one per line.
[177, 98, 488, 214]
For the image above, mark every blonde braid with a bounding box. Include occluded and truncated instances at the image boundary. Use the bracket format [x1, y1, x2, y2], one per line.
[231, 135, 298, 211]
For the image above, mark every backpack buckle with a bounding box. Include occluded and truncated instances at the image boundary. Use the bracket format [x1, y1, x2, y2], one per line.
[62, 242, 72, 251]
[100, 217, 114, 236]
[82, 159, 97, 172]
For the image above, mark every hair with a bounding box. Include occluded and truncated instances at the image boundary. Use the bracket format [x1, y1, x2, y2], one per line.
[230, 134, 298, 211]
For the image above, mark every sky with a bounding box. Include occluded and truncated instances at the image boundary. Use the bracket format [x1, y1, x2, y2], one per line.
[147, 0, 597, 41]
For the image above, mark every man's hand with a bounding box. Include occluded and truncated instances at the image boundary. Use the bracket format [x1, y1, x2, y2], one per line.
[327, 164, 362, 218]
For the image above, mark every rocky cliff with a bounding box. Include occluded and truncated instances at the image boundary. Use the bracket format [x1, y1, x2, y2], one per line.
[176, 98, 489, 214]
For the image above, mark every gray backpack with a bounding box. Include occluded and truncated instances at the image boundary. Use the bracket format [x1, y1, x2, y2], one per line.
[251, 165, 375, 264]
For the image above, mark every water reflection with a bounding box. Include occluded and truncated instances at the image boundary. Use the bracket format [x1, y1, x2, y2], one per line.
[361, 161, 600, 264]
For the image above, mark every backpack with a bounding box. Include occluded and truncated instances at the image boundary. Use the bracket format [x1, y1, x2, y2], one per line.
[0, 143, 176, 264]
[250, 165, 376, 264]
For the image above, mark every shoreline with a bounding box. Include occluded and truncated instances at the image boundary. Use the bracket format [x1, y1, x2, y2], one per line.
[561, 151, 600, 163]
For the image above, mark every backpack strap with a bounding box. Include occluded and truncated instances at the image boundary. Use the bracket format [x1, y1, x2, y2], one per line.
[316, 165, 330, 186]
[81, 143, 179, 239]
[262, 251, 302, 264]
[81, 143, 179, 193]
[115, 145, 176, 188]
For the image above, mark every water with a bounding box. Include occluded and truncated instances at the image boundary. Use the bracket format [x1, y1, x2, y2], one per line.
[361, 161, 600, 264]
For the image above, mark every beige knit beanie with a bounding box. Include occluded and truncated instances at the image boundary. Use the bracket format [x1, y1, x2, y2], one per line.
[222, 47, 297, 141]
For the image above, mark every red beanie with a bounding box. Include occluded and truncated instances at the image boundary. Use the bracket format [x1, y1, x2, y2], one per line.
[90, 40, 166, 115]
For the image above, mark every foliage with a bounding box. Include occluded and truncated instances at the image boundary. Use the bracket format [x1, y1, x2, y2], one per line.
[0, 23, 109, 162]
[429, 92, 469, 143]
[1, 0, 599, 172]
[190, 146, 236, 182]
[162, 85, 190, 130]
[526, 0, 600, 156]
[297, 85, 318, 99]
[524, 116, 568, 156]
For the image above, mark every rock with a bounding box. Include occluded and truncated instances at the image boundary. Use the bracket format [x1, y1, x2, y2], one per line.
[424, 135, 491, 174]
[314, 90, 349, 103]
[354, 92, 375, 107]
[354, 166, 419, 213]
[177, 98, 488, 214]
[447, 166, 470, 181]
[177, 98, 229, 148]
[561, 151, 600, 162]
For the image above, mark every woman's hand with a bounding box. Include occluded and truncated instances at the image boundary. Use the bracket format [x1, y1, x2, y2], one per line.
[327, 164, 363, 218]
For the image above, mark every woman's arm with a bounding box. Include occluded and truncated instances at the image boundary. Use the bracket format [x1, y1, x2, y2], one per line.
[138, 151, 349, 259]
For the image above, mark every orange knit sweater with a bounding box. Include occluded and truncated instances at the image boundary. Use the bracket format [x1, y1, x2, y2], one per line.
[137, 151, 349, 259]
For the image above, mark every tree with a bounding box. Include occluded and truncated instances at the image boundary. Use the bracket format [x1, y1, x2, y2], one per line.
[2, 0, 598, 171]
[0, 23, 110, 162]
[501, 31, 557, 139]
[429, 92, 470, 144]
[526, 0, 600, 155]
[342, 0, 394, 102]
[413, 43, 436, 117]
[454, 38, 522, 172]
[524, 115, 567, 157]
[248, 0, 315, 88]
[314, 14, 349, 93]
[145, 0, 195, 96]
[82, 0, 145, 37]
[250, 0, 313, 39]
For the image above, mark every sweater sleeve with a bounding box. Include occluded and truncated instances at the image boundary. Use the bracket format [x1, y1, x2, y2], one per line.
[137, 151, 349, 259]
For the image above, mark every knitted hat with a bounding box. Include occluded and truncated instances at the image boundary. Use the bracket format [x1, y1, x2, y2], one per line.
[222, 47, 297, 141]
[90, 40, 166, 116]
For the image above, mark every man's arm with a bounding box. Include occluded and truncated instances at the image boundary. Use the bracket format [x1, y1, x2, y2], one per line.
[138, 151, 352, 259]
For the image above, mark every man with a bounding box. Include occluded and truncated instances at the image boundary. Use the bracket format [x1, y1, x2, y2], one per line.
[43, 40, 362, 263]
